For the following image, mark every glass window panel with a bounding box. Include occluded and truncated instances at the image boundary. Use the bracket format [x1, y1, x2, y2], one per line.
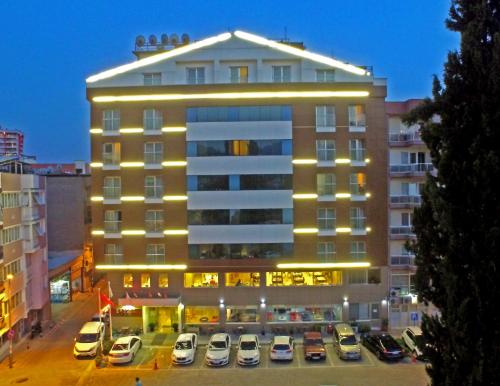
[183, 273, 218, 288]
[225, 273, 260, 287]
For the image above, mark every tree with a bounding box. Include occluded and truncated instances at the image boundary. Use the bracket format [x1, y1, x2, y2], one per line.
[404, 1, 500, 384]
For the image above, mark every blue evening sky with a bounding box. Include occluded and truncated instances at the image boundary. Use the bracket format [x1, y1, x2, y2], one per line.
[0, 0, 458, 162]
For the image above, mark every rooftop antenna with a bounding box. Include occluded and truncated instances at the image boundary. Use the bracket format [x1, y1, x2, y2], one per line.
[284, 26, 288, 41]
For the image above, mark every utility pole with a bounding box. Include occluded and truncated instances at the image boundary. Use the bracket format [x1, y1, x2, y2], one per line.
[7, 273, 14, 369]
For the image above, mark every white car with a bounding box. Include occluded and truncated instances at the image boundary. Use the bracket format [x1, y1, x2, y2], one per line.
[172, 333, 198, 365]
[205, 333, 231, 366]
[237, 334, 260, 366]
[402, 326, 426, 359]
[270, 335, 294, 361]
[108, 336, 142, 364]
[73, 321, 105, 358]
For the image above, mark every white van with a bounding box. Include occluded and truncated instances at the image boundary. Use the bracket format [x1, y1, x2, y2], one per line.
[333, 323, 361, 360]
[73, 321, 105, 358]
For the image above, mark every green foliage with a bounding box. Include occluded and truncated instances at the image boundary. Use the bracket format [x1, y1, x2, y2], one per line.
[403, 1, 500, 384]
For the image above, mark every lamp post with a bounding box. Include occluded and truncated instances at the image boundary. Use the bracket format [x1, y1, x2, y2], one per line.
[6, 273, 14, 369]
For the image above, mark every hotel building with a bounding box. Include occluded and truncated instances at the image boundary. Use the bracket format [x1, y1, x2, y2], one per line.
[87, 31, 389, 333]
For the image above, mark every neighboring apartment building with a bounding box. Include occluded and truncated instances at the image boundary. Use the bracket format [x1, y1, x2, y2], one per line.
[87, 30, 389, 333]
[0, 166, 49, 360]
[0, 128, 24, 157]
[32, 161, 90, 176]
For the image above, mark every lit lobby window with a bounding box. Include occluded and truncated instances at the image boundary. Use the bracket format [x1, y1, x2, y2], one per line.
[141, 273, 151, 288]
[266, 271, 342, 287]
[184, 273, 219, 288]
[226, 307, 260, 323]
[185, 306, 219, 324]
[123, 273, 133, 288]
[158, 273, 168, 288]
[225, 272, 260, 287]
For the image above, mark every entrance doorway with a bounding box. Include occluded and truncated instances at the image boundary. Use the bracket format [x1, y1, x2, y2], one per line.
[144, 307, 179, 333]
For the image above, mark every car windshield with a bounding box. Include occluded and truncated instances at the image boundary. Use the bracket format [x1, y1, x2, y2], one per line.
[304, 338, 323, 346]
[240, 341, 257, 350]
[273, 344, 290, 351]
[209, 341, 227, 350]
[77, 333, 98, 343]
[111, 343, 128, 351]
[340, 336, 357, 345]
[175, 341, 192, 350]
[380, 336, 399, 350]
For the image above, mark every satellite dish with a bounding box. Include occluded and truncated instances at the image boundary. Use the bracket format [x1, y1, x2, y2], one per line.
[161, 33, 169, 45]
[135, 35, 146, 47]
[148, 34, 157, 45]
[181, 33, 190, 45]
[170, 33, 179, 46]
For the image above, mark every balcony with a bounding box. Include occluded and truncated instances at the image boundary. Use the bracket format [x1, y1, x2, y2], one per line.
[390, 254, 416, 267]
[390, 195, 421, 208]
[390, 226, 415, 239]
[390, 163, 434, 177]
[389, 132, 424, 146]
[24, 237, 40, 253]
[22, 206, 40, 222]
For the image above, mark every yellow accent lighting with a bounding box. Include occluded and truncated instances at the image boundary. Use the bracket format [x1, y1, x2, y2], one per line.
[120, 128, 144, 134]
[120, 162, 144, 167]
[96, 264, 187, 270]
[91, 196, 104, 202]
[336, 227, 352, 233]
[90, 128, 103, 134]
[86, 32, 232, 83]
[292, 159, 317, 165]
[335, 193, 351, 199]
[293, 193, 318, 199]
[121, 230, 146, 235]
[162, 126, 187, 133]
[277, 262, 371, 269]
[163, 229, 189, 235]
[234, 30, 367, 76]
[293, 228, 319, 234]
[92, 91, 370, 103]
[91, 230, 104, 235]
[162, 161, 187, 167]
[335, 158, 351, 164]
[365, 192, 371, 198]
[163, 195, 188, 201]
[90, 162, 103, 168]
[366, 227, 372, 232]
[365, 158, 371, 163]
[121, 196, 145, 202]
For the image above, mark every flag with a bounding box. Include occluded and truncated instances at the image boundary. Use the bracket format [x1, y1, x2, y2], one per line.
[108, 281, 114, 298]
[100, 292, 115, 308]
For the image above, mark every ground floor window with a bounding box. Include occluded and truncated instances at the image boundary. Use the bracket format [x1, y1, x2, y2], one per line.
[158, 273, 168, 288]
[348, 302, 380, 321]
[266, 305, 342, 323]
[225, 272, 260, 287]
[123, 273, 133, 288]
[50, 272, 70, 303]
[184, 273, 218, 288]
[185, 306, 219, 324]
[266, 271, 342, 286]
[226, 306, 260, 323]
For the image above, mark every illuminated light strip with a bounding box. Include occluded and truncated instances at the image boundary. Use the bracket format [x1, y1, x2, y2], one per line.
[335, 193, 351, 199]
[335, 158, 351, 164]
[366, 227, 372, 232]
[277, 262, 371, 269]
[163, 229, 189, 235]
[120, 128, 144, 134]
[293, 193, 318, 199]
[336, 227, 352, 233]
[234, 30, 367, 76]
[162, 126, 187, 133]
[162, 161, 187, 167]
[90, 162, 103, 168]
[91, 230, 104, 235]
[365, 192, 371, 198]
[91, 196, 104, 202]
[293, 228, 319, 234]
[163, 195, 188, 201]
[292, 159, 317, 165]
[365, 158, 371, 163]
[86, 32, 232, 83]
[90, 128, 103, 134]
[120, 162, 144, 167]
[96, 264, 187, 270]
[121, 230, 146, 235]
[120, 196, 145, 202]
[92, 91, 370, 103]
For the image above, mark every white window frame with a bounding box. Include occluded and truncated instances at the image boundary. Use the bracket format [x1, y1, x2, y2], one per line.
[229, 66, 249, 83]
[143, 109, 163, 131]
[317, 242, 335, 261]
[316, 69, 335, 82]
[350, 241, 366, 259]
[143, 72, 161, 86]
[316, 140, 335, 162]
[186, 67, 205, 84]
[103, 176, 121, 199]
[317, 208, 335, 230]
[272, 65, 291, 83]
[317, 174, 336, 196]
[144, 142, 163, 164]
[104, 244, 123, 264]
[103, 109, 120, 132]
[145, 176, 163, 198]
[349, 139, 366, 161]
[145, 210, 164, 233]
[104, 210, 121, 233]
[348, 105, 366, 129]
[315, 105, 336, 132]
[349, 173, 366, 195]
[102, 143, 120, 165]
[146, 244, 166, 264]
[350, 207, 366, 230]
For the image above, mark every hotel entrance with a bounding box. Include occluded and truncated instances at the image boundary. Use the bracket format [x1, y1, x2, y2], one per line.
[144, 306, 180, 333]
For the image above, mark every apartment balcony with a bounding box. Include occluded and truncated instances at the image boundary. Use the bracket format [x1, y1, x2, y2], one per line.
[24, 237, 40, 253]
[389, 163, 434, 177]
[390, 195, 421, 208]
[390, 254, 416, 267]
[390, 226, 415, 239]
[22, 206, 40, 222]
[389, 132, 424, 147]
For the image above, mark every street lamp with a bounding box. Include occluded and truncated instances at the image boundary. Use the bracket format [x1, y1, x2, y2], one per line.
[6, 273, 14, 369]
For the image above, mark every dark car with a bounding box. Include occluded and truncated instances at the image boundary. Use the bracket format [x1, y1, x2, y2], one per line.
[361, 333, 404, 361]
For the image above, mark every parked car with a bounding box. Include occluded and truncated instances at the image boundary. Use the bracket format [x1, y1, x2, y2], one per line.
[73, 321, 105, 358]
[303, 331, 326, 360]
[333, 323, 361, 360]
[402, 326, 427, 359]
[270, 335, 294, 361]
[237, 334, 260, 366]
[108, 336, 142, 364]
[171, 333, 198, 365]
[361, 333, 404, 361]
[205, 333, 231, 366]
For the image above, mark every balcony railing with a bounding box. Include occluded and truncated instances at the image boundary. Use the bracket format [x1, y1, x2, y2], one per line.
[389, 132, 423, 144]
[390, 163, 434, 174]
[390, 195, 422, 205]
[390, 226, 415, 236]
[390, 255, 416, 266]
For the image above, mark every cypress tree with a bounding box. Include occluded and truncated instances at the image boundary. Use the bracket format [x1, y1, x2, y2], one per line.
[404, 1, 500, 384]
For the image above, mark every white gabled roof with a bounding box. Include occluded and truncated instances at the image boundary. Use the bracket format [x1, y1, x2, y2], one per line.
[86, 30, 368, 83]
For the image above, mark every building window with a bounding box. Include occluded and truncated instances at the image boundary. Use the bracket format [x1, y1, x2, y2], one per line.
[9, 291, 23, 311]
[145, 210, 164, 232]
[104, 244, 123, 264]
[225, 273, 260, 287]
[272, 65, 291, 83]
[349, 139, 366, 161]
[184, 273, 218, 288]
[186, 67, 205, 84]
[158, 273, 168, 288]
[144, 176, 163, 199]
[123, 273, 133, 288]
[103, 109, 120, 132]
[0, 225, 21, 245]
[230, 66, 249, 83]
[317, 208, 335, 231]
[349, 303, 374, 321]
[186, 105, 292, 122]
[349, 270, 368, 284]
[185, 306, 219, 324]
[350, 207, 366, 230]
[144, 142, 163, 164]
[317, 174, 336, 196]
[227, 307, 260, 323]
[317, 242, 335, 261]
[189, 243, 293, 259]
[348, 105, 366, 127]
[104, 210, 122, 233]
[316, 140, 335, 161]
[368, 269, 381, 284]
[102, 143, 120, 165]
[188, 139, 291, 157]
[266, 271, 342, 286]
[103, 176, 121, 199]
[316, 69, 335, 82]
[315, 106, 336, 129]
[143, 109, 163, 131]
[141, 274, 151, 288]
[146, 244, 165, 264]
[350, 241, 366, 259]
[143, 73, 161, 86]
[401, 212, 413, 226]
[349, 173, 366, 195]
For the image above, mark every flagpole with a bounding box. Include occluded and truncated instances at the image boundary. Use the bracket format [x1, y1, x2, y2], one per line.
[108, 281, 113, 340]
[98, 287, 103, 352]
